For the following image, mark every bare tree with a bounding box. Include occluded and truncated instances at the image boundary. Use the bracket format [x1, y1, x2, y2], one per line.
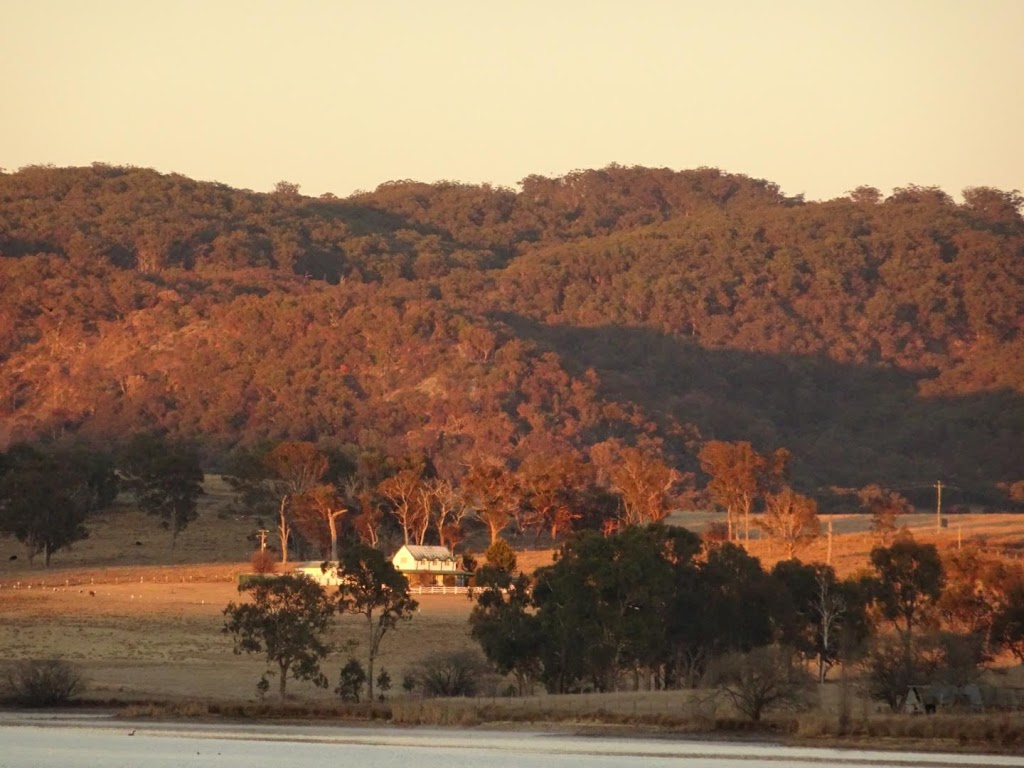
[857, 485, 912, 546]
[608, 446, 681, 527]
[519, 452, 584, 541]
[757, 487, 820, 560]
[461, 461, 521, 544]
[425, 477, 468, 549]
[378, 468, 425, 545]
[811, 568, 846, 683]
[413, 483, 435, 546]
[698, 441, 789, 542]
[709, 645, 812, 721]
[263, 442, 328, 564]
[345, 478, 382, 548]
[296, 484, 348, 561]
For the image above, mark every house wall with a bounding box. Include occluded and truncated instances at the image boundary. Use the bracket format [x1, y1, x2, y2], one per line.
[392, 548, 458, 572]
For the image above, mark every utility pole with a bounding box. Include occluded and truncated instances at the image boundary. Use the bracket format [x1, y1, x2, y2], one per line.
[258, 528, 269, 552]
[934, 481, 943, 533]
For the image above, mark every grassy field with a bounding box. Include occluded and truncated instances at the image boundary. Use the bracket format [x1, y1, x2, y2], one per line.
[1, 477, 1023, 716]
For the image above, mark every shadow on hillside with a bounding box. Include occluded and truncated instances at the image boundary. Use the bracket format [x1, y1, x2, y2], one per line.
[302, 198, 449, 240]
[495, 314, 1023, 502]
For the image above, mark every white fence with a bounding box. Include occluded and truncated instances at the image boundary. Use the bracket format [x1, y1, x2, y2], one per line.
[408, 585, 470, 596]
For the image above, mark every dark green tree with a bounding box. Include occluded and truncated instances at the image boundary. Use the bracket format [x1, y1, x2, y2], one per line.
[222, 574, 335, 699]
[470, 572, 541, 695]
[375, 668, 392, 701]
[336, 658, 367, 702]
[533, 525, 699, 692]
[667, 541, 776, 687]
[121, 433, 204, 547]
[333, 542, 418, 701]
[869, 539, 945, 646]
[0, 444, 113, 566]
[532, 547, 603, 692]
[771, 560, 870, 682]
[484, 536, 517, 573]
[476, 536, 518, 587]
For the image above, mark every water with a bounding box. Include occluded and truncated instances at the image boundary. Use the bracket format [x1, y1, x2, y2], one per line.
[1, 713, 1020, 768]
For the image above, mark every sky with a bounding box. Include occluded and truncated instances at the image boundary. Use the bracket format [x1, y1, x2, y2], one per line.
[2, 0, 1022, 201]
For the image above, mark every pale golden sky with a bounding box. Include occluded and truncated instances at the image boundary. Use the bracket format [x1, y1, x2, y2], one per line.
[2, 0, 1022, 200]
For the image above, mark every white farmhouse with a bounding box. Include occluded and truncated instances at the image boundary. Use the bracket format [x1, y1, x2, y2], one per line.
[391, 545, 469, 586]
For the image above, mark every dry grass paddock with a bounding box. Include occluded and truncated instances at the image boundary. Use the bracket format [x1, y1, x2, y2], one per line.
[1, 477, 1023, 722]
[664, 509, 1024, 578]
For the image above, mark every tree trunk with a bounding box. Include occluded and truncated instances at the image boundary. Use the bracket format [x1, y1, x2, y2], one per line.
[329, 515, 339, 562]
[366, 615, 376, 702]
[44, 543, 52, 568]
[279, 661, 288, 699]
[278, 497, 290, 564]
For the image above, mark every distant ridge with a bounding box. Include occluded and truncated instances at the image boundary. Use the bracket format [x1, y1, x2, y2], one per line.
[1, 164, 1022, 503]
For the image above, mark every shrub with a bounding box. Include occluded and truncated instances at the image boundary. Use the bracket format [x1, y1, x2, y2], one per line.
[707, 645, 812, 721]
[401, 672, 417, 694]
[4, 659, 84, 706]
[415, 650, 489, 698]
[376, 669, 392, 701]
[250, 549, 277, 574]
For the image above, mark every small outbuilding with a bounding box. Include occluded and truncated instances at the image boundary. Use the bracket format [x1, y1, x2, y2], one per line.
[391, 545, 470, 586]
[904, 684, 984, 714]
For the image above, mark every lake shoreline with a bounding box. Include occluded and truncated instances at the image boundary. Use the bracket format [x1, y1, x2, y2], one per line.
[1, 704, 1019, 758]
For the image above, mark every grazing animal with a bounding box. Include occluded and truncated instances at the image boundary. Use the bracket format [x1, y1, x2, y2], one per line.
[88, 590, 95, 597]
[134, 541, 143, 546]
[8, 555, 16, 561]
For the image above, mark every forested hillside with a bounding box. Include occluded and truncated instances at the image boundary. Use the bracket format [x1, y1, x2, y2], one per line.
[1, 164, 1022, 505]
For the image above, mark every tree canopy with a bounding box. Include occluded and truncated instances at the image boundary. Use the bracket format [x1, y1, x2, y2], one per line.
[222, 574, 335, 699]
[333, 541, 418, 701]
[1, 163, 1022, 503]
[0, 443, 115, 566]
[120, 433, 204, 546]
